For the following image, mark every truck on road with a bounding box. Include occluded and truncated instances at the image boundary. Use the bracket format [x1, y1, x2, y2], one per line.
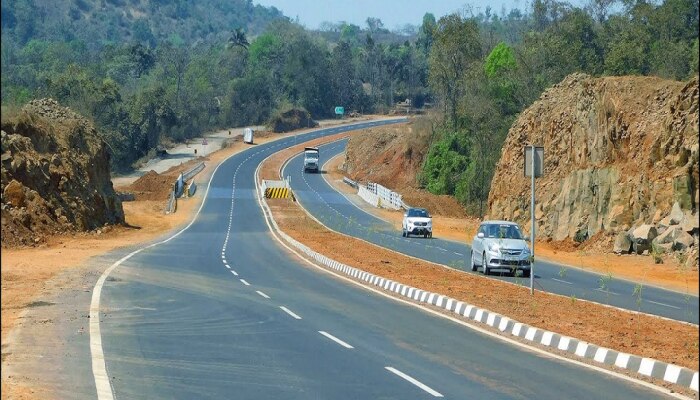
[303, 147, 320, 173]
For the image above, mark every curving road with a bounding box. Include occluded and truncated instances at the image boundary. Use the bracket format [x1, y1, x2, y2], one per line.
[283, 138, 699, 325]
[96, 119, 675, 399]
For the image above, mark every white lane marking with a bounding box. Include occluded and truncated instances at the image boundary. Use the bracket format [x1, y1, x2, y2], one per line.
[552, 278, 573, 285]
[454, 252, 464, 256]
[318, 331, 354, 349]
[646, 300, 681, 310]
[593, 288, 619, 296]
[256, 290, 270, 299]
[225, 265, 231, 269]
[436, 248, 447, 252]
[384, 367, 443, 397]
[230, 270, 238, 276]
[279, 306, 302, 319]
[240, 279, 250, 286]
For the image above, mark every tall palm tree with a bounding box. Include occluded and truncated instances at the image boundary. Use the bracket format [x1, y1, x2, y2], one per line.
[227, 28, 249, 50]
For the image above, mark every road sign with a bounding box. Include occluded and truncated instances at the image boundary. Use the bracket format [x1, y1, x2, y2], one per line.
[334, 106, 345, 115]
[524, 146, 543, 177]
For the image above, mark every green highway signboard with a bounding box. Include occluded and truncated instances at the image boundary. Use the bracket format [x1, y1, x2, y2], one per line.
[334, 106, 345, 115]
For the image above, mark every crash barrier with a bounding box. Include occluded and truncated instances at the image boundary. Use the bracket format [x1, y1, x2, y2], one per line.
[358, 184, 380, 207]
[187, 181, 197, 197]
[165, 190, 176, 214]
[164, 162, 206, 213]
[261, 178, 293, 200]
[175, 173, 185, 198]
[117, 192, 135, 202]
[366, 182, 404, 210]
[183, 162, 205, 181]
[342, 177, 358, 188]
[257, 180, 700, 394]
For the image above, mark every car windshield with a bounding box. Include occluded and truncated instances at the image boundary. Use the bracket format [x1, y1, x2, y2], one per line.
[408, 209, 429, 218]
[485, 224, 523, 239]
[305, 152, 318, 159]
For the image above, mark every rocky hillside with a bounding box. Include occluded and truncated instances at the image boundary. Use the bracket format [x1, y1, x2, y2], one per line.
[488, 74, 698, 259]
[1, 99, 125, 247]
[342, 117, 467, 218]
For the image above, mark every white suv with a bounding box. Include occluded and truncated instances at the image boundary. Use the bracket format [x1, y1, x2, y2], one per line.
[402, 208, 432, 238]
[471, 220, 531, 277]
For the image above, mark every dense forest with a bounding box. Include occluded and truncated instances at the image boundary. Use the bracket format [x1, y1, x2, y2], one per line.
[1, 0, 698, 214]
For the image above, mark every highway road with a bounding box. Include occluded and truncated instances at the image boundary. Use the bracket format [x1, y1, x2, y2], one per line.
[96, 119, 675, 399]
[283, 138, 699, 325]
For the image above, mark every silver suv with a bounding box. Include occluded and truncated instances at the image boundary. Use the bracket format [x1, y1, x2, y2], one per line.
[402, 208, 432, 238]
[470, 220, 531, 277]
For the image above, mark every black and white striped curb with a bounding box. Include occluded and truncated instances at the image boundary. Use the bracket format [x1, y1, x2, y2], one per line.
[258, 190, 699, 393]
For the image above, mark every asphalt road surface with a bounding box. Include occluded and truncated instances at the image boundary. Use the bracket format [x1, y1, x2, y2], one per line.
[98, 119, 675, 399]
[283, 138, 699, 325]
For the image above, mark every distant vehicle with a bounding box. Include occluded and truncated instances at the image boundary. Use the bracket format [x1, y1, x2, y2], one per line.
[402, 207, 432, 238]
[156, 146, 167, 157]
[243, 128, 254, 144]
[303, 147, 319, 172]
[471, 220, 531, 277]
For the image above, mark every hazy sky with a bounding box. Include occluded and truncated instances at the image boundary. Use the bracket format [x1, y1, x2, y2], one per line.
[254, 0, 536, 30]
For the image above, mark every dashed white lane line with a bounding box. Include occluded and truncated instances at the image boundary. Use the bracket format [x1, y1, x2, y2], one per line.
[384, 367, 443, 397]
[256, 290, 270, 299]
[318, 331, 354, 349]
[225, 265, 231, 269]
[552, 278, 573, 285]
[279, 306, 302, 320]
[646, 300, 681, 309]
[240, 279, 250, 286]
[454, 252, 464, 256]
[593, 287, 619, 296]
[230, 270, 238, 276]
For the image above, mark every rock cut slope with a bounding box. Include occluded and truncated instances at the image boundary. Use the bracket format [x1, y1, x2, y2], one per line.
[1, 99, 125, 247]
[488, 74, 698, 245]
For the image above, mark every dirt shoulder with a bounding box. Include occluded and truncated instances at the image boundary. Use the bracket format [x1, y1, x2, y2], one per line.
[0, 115, 389, 400]
[260, 139, 699, 378]
[325, 153, 699, 296]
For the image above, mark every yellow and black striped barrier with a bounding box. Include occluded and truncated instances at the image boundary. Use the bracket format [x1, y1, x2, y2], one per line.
[265, 187, 290, 199]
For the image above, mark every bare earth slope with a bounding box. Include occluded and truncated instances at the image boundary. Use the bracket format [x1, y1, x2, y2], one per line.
[1, 99, 125, 247]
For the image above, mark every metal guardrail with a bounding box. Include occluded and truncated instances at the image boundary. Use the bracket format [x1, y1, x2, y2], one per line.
[342, 177, 358, 188]
[183, 162, 205, 181]
[164, 162, 205, 214]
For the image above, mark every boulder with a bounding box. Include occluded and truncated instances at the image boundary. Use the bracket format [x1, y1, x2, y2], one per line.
[653, 225, 681, 245]
[681, 212, 699, 234]
[3, 179, 25, 208]
[673, 231, 695, 251]
[654, 242, 674, 254]
[632, 224, 658, 242]
[613, 232, 632, 254]
[669, 202, 684, 225]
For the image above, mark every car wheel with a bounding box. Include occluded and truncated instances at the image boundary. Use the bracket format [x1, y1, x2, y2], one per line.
[424, 233, 428, 238]
[470, 252, 477, 271]
[402, 229, 406, 237]
[482, 253, 490, 275]
[522, 269, 531, 278]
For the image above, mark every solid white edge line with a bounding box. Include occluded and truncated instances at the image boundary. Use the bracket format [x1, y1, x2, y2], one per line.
[279, 306, 302, 320]
[256, 290, 270, 299]
[253, 150, 693, 400]
[90, 142, 241, 400]
[646, 300, 681, 310]
[318, 331, 354, 349]
[551, 278, 573, 285]
[384, 367, 443, 397]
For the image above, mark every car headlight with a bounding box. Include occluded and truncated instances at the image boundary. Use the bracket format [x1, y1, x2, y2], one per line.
[488, 243, 500, 253]
[522, 247, 531, 255]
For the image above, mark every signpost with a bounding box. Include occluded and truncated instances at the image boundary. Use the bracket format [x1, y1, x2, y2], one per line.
[334, 106, 345, 116]
[524, 145, 544, 295]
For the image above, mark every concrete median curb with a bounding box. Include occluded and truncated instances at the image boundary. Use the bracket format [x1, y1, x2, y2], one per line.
[255, 158, 699, 395]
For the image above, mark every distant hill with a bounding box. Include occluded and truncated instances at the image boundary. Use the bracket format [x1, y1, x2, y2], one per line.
[1, 0, 287, 47]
